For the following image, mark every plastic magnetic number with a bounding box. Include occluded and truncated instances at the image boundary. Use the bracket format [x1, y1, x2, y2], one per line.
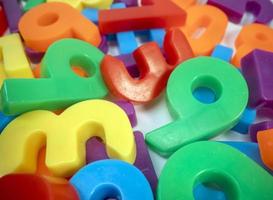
[0, 100, 136, 177]
[46, 0, 113, 10]
[101, 29, 193, 103]
[70, 160, 154, 200]
[0, 39, 108, 115]
[99, 0, 186, 34]
[0, 174, 79, 200]
[0, 34, 33, 87]
[157, 141, 273, 200]
[232, 23, 273, 67]
[180, 5, 228, 56]
[145, 57, 248, 157]
[19, 2, 101, 52]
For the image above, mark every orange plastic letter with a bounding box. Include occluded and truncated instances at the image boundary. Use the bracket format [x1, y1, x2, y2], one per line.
[180, 5, 228, 56]
[232, 23, 273, 67]
[19, 2, 101, 52]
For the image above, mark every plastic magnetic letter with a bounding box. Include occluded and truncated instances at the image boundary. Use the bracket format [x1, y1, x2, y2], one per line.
[99, 0, 187, 34]
[208, 0, 273, 24]
[241, 49, 273, 109]
[70, 160, 153, 200]
[0, 34, 33, 87]
[86, 131, 158, 193]
[171, 0, 196, 9]
[114, 0, 138, 7]
[180, 5, 228, 55]
[1, 0, 22, 33]
[19, 2, 101, 52]
[112, 3, 138, 55]
[101, 29, 193, 103]
[0, 39, 108, 115]
[145, 57, 248, 157]
[0, 4, 7, 35]
[257, 129, 273, 170]
[0, 112, 15, 133]
[232, 23, 273, 67]
[249, 121, 273, 142]
[157, 141, 273, 200]
[0, 174, 79, 200]
[0, 100, 136, 177]
[46, 0, 113, 10]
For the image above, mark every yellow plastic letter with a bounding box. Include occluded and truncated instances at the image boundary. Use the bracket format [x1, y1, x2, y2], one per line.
[0, 34, 33, 86]
[0, 100, 136, 177]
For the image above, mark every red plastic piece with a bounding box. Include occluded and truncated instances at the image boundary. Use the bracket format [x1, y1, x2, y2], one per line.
[101, 29, 193, 103]
[0, 174, 79, 200]
[0, 3, 8, 35]
[99, 0, 187, 34]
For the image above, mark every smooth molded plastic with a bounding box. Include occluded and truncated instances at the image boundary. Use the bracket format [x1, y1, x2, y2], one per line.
[0, 100, 136, 177]
[0, 34, 33, 87]
[101, 29, 193, 103]
[257, 129, 273, 170]
[249, 121, 273, 142]
[86, 131, 158, 193]
[19, 2, 101, 52]
[115, 100, 137, 127]
[232, 23, 273, 67]
[47, 0, 113, 10]
[208, 0, 273, 24]
[1, 0, 22, 33]
[180, 5, 228, 55]
[70, 160, 154, 200]
[157, 141, 273, 200]
[0, 112, 15, 133]
[241, 49, 273, 109]
[0, 4, 7, 35]
[0, 39, 108, 115]
[0, 174, 79, 200]
[99, 0, 186, 34]
[145, 57, 248, 157]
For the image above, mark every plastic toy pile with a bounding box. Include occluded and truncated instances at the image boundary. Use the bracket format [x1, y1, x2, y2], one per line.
[0, 0, 273, 199]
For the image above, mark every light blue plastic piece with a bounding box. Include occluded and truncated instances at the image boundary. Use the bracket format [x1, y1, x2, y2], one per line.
[0, 112, 16, 133]
[82, 8, 99, 24]
[231, 108, 256, 134]
[111, 3, 138, 54]
[70, 160, 154, 200]
[211, 45, 233, 62]
[149, 29, 165, 47]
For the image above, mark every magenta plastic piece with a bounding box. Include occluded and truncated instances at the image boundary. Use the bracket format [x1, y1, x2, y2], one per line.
[25, 47, 44, 64]
[99, 35, 108, 54]
[241, 49, 273, 109]
[115, 100, 137, 127]
[257, 107, 273, 119]
[1, 0, 22, 32]
[207, 0, 273, 24]
[85, 131, 158, 194]
[114, 0, 138, 7]
[249, 121, 273, 142]
[115, 54, 140, 78]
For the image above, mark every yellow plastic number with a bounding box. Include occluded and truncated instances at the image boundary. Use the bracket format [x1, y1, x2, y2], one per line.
[0, 100, 136, 177]
[46, 0, 113, 9]
[0, 34, 33, 86]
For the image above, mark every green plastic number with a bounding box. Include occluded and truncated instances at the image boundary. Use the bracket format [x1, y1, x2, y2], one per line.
[157, 141, 273, 200]
[0, 39, 108, 115]
[145, 57, 248, 157]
